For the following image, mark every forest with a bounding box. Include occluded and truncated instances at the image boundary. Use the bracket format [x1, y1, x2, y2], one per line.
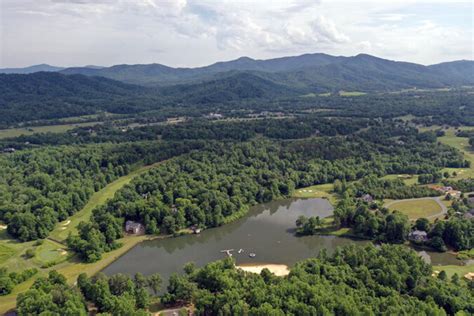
[0, 141, 204, 241]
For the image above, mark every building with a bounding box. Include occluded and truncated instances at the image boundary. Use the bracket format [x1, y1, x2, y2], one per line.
[125, 220, 144, 234]
[361, 194, 374, 203]
[409, 230, 428, 242]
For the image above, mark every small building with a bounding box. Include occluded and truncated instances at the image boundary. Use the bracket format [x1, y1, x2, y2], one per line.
[409, 230, 428, 242]
[361, 194, 374, 203]
[125, 220, 144, 234]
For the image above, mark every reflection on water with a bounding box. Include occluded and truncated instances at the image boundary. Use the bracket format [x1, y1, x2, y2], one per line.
[103, 198, 461, 286]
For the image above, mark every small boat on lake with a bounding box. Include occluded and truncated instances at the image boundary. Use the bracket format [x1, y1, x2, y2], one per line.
[249, 253, 256, 258]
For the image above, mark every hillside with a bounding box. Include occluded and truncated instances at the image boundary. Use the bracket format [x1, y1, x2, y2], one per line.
[57, 53, 474, 90]
[0, 72, 154, 125]
[0, 64, 65, 74]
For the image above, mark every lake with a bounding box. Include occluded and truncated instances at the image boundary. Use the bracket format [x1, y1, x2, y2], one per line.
[103, 198, 461, 285]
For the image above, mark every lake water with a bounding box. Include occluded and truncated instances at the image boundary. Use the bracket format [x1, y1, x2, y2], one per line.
[103, 198, 461, 284]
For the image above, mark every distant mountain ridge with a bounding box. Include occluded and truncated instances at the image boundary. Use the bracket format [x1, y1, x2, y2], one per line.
[0, 64, 65, 74]
[3, 53, 473, 90]
[55, 53, 474, 90]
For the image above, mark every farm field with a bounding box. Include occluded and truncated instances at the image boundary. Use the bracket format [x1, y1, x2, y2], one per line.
[0, 122, 100, 139]
[385, 198, 444, 220]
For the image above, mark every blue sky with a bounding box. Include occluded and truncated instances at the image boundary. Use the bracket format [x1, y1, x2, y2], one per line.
[0, 0, 472, 68]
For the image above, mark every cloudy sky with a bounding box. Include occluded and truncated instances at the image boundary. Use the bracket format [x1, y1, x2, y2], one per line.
[0, 0, 472, 68]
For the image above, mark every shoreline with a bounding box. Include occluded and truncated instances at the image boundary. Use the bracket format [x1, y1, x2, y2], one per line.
[237, 263, 290, 276]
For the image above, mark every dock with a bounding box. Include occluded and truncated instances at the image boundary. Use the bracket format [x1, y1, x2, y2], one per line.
[220, 249, 234, 257]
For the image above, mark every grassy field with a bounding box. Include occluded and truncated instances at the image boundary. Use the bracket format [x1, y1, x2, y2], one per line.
[386, 199, 442, 220]
[292, 183, 338, 205]
[435, 263, 474, 279]
[416, 127, 474, 181]
[437, 129, 474, 180]
[0, 122, 100, 139]
[381, 174, 419, 185]
[33, 239, 69, 267]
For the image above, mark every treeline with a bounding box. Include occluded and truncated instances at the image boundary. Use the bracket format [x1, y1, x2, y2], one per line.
[67, 126, 463, 262]
[0, 141, 203, 241]
[443, 178, 474, 192]
[0, 268, 37, 296]
[16, 270, 161, 315]
[352, 176, 441, 200]
[1, 116, 371, 149]
[168, 245, 473, 315]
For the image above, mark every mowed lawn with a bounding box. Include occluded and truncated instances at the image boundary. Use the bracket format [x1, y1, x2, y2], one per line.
[386, 199, 442, 220]
[381, 174, 419, 185]
[0, 122, 100, 139]
[293, 183, 338, 205]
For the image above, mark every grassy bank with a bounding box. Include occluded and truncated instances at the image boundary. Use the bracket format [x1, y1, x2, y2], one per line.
[292, 183, 339, 205]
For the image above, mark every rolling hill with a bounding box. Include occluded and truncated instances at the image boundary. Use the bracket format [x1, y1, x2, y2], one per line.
[56, 53, 474, 90]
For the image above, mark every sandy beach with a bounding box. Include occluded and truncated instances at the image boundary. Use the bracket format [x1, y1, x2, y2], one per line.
[237, 263, 290, 276]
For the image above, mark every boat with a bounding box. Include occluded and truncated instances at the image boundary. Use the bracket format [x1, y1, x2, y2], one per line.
[249, 253, 256, 258]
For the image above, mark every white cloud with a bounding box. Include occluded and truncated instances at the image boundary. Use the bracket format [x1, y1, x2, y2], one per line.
[0, 0, 471, 67]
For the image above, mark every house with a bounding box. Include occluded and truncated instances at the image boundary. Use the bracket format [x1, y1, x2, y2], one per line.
[409, 230, 428, 242]
[361, 194, 374, 203]
[125, 220, 144, 234]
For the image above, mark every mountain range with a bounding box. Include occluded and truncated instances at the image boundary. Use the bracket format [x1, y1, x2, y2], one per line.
[1, 53, 473, 125]
[2, 53, 473, 92]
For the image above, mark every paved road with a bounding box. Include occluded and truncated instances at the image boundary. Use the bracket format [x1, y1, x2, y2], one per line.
[384, 196, 447, 219]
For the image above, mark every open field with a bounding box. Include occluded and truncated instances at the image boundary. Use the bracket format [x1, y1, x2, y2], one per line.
[0, 122, 101, 139]
[381, 174, 419, 185]
[34, 239, 69, 267]
[293, 183, 338, 204]
[435, 263, 474, 279]
[385, 198, 444, 220]
[416, 127, 474, 180]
